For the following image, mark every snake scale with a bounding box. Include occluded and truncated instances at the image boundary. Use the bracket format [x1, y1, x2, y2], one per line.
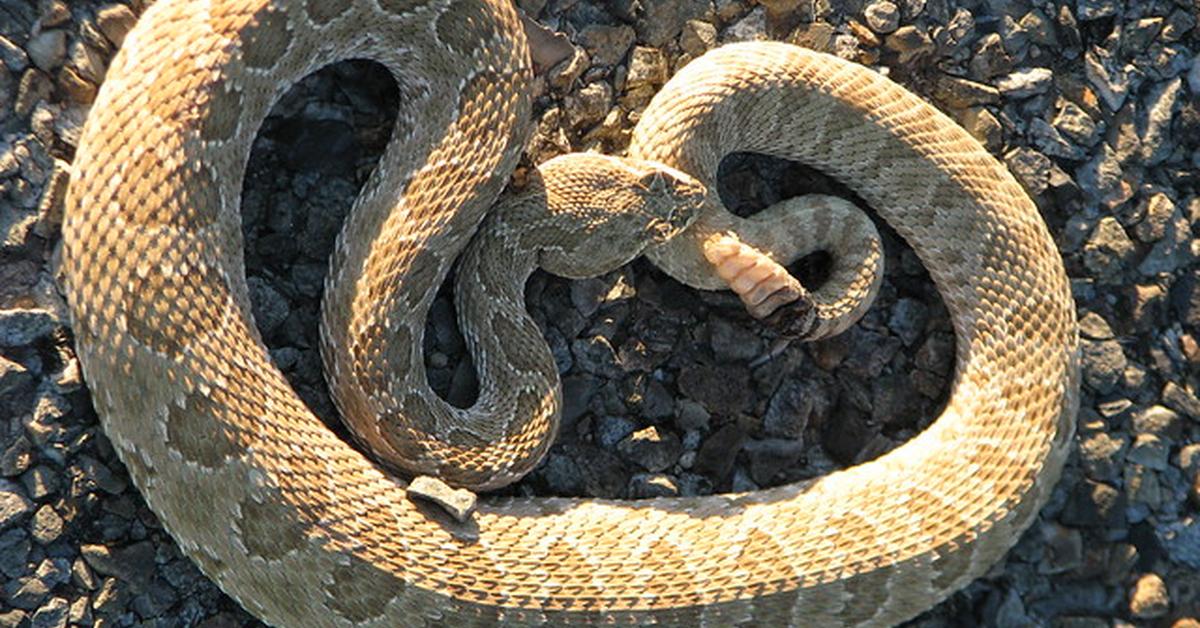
[60, 0, 1080, 626]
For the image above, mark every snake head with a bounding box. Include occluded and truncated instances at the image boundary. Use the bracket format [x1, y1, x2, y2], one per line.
[636, 162, 706, 243]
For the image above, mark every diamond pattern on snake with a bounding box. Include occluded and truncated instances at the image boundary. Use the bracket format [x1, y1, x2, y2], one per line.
[61, 1, 1078, 626]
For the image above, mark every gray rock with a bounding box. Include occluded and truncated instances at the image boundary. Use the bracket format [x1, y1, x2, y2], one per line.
[1189, 53, 1200, 95]
[763, 378, 821, 440]
[628, 377, 673, 420]
[536, 451, 584, 496]
[0, 309, 59, 347]
[1134, 192, 1176, 243]
[884, 25, 934, 64]
[934, 75, 1000, 109]
[709, 319, 761, 362]
[871, 373, 923, 427]
[1078, 311, 1115, 340]
[5, 574, 48, 610]
[1123, 463, 1163, 510]
[1061, 479, 1125, 527]
[1053, 100, 1100, 147]
[0, 355, 33, 416]
[744, 438, 803, 485]
[247, 277, 289, 339]
[1085, 47, 1136, 111]
[81, 542, 157, 592]
[1081, 217, 1134, 278]
[887, 298, 927, 346]
[1030, 117, 1085, 160]
[571, 335, 623, 378]
[674, 399, 710, 432]
[30, 595, 67, 628]
[74, 455, 126, 495]
[1162, 381, 1200, 421]
[1079, 431, 1127, 482]
[66, 39, 107, 85]
[595, 415, 637, 448]
[1132, 405, 1182, 440]
[990, 587, 1034, 628]
[0, 479, 32, 531]
[1157, 518, 1200, 569]
[1127, 434, 1169, 472]
[1137, 196, 1192, 276]
[995, 67, 1053, 98]
[1005, 147, 1051, 195]
[1080, 338, 1126, 394]
[637, 1, 710, 48]
[678, 363, 752, 416]
[1140, 78, 1183, 166]
[864, 0, 900, 34]
[679, 20, 717, 57]
[723, 7, 767, 43]
[1171, 271, 1200, 327]
[25, 30, 65, 73]
[618, 426, 682, 473]
[626, 46, 669, 89]
[560, 375, 597, 425]
[564, 81, 612, 129]
[1119, 17, 1164, 57]
[789, 21, 837, 54]
[969, 33, 1012, 79]
[96, 4, 137, 48]
[29, 505, 63, 545]
[627, 473, 678, 498]
[694, 424, 745, 482]
[840, 328, 902, 378]
[0, 35, 29, 72]
[1039, 523, 1083, 574]
[1179, 444, 1200, 477]
[1128, 573, 1169, 619]
[0, 529, 30, 579]
[1076, 0, 1118, 21]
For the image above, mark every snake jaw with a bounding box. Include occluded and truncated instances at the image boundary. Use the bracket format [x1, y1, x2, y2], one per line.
[636, 160, 706, 243]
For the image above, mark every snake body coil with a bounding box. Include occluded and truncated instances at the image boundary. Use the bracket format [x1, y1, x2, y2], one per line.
[61, 1, 1079, 626]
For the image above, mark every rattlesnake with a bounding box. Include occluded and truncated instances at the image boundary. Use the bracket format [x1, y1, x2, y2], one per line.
[60, 1, 1080, 626]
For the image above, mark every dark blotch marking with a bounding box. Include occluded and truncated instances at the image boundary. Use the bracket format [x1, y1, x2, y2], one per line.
[304, 0, 352, 24]
[237, 493, 309, 561]
[490, 311, 551, 375]
[165, 389, 241, 468]
[124, 153, 222, 230]
[241, 6, 292, 70]
[355, 321, 413, 400]
[124, 262, 227, 357]
[379, 392, 441, 464]
[399, 245, 442, 309]
[930, 539, 973, 592]
[839, 566, 892, 624]
[199, 78, 243, 143]
[324, 554, 402, 622]
[434, 0, 496, 54]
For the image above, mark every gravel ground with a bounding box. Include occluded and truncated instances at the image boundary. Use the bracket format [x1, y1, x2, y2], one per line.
[1, 0, 1199, 626]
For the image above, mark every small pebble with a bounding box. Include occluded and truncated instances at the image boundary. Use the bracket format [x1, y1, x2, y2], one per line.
[1129, 573, 1170, 619]
[864, 1, 900, 34]
[406, 476, 477, 523]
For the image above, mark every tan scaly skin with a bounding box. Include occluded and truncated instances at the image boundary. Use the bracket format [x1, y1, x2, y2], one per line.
[61, 1, 1078, 625]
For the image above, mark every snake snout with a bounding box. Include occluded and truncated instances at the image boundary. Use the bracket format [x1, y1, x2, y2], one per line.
[643, 163, 706, 243]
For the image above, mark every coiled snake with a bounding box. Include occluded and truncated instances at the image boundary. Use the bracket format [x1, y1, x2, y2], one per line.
[61, 0, 1079, 625]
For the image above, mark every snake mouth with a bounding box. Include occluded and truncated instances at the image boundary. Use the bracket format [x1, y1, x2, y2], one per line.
[648, 203, 698, 243]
